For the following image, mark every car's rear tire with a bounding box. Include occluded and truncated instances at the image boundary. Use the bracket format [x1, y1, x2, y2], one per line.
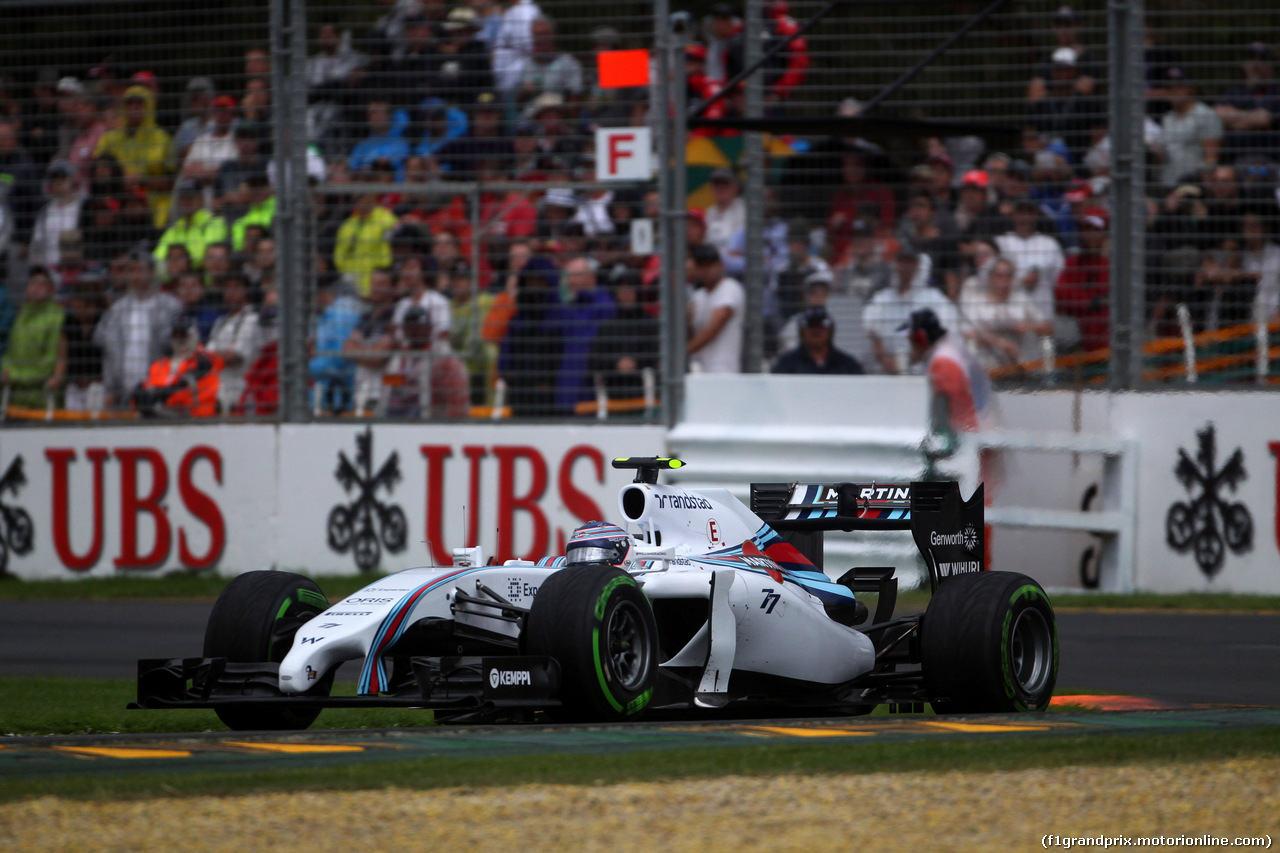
[921, 571, 1058, 714]
[523, 567, 657, 722]
[203, 571, 331, 731]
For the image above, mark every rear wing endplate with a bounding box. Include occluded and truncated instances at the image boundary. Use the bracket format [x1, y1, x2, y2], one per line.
[751, 480, 985, 590]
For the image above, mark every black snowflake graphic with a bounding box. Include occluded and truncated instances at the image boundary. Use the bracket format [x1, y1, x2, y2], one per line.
[1166, 424, 1253, 578]
[327, 428, 407, 572]
[0, 456, 34, 577]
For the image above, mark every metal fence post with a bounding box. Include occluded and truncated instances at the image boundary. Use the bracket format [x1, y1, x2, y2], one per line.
[742, 0, 765, 373]
[1108, 0, 1146, 389]
[270, 0, 310, 422]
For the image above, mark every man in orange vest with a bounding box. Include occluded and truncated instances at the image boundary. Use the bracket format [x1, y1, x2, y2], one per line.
[130, 314, 223, 417]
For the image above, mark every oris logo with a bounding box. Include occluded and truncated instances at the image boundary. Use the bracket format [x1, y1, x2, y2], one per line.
[489, 669, 532, 688]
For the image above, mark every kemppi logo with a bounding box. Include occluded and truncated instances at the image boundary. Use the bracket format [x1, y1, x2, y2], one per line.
[489, 669, 532, 688]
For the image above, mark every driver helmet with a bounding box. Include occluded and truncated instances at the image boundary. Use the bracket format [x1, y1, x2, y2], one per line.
[565, 521, 635, 569]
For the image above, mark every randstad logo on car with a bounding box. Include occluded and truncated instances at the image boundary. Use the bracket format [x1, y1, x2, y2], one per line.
[489, 669, 533, 688]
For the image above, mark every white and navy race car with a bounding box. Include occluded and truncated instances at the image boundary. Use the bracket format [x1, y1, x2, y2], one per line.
[132, 457, 1058, 730]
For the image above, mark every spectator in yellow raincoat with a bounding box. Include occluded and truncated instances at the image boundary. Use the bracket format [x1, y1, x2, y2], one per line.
[334, 190, 398, 296]
[95, 85, 175, 227]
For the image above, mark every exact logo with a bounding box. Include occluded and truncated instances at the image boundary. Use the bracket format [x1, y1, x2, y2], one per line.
[489, 669, 532, 688]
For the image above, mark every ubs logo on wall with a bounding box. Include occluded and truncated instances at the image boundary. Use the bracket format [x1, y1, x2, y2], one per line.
[0, 456, 34, 576]
[327, 428, 407, 572]
[1166, 423, 1253, 578]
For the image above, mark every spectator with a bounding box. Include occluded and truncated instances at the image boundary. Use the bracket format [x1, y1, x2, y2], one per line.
[863, 247, 958, 374]
[383, 12, 437, 111]
[349, 100, 411, 179]
[413, 98, 469, 161]
[1056, 208, 1111, 353]
[443, 260, 496, 403]
[230, 171, 275, 251]
[93, 250, 181, 406]
[309, 274, 363, 413]
[469, 0, 505, 52]
[343, 267, 398, 414]
[437, 92, 512, 181]
[1215, 43, 1280, 166]
[129, 314, 221, 418]
[518, 15, 583, 108]
[498, 256, 562, 416]
[775, 272, 831, 356]
[772, 306, 864, 375]
[384, 305, 471, 418]
[1244, 210, 1280, 324]
[493, 0, 544, 95]
[1202, 164, 1245, 240]
[1190, 247, 1257, 333]
[175, 270, 220, 343]
[307, 21, 364, 156]
[687, 242, 745, 373]
[898, 192, 962, 299]
[174, 77, 217, 158]
[236, 304, 280, 416]
[1158, 67, 1223, 189]
[24, 68, 62, 167]
[62, 281, 105, 412]
[214, 126, 264, 224]
[0, 118, 40, 261]
[1031, 47, 1104, 168]
[763, 0, 810, 106]
[706, 3, 744, 87]
[203, 241, 233, 287]
[29, 160, 84, 270]
[162, 244, 194, 289]
[154, 179, 228, 270]
[335, 190, 398, 296]
[827, 150, 897, 266]
[1028, 6, 1099, 105]
[588, 271, 659, 401]
[704, 168, 746, 255]
[1, 266, 65, 408]
[432, 8, 495, 106]
[182, 95, 240, 183]
[526, 93, 577, 158]
[995, 198, 1066, 320]
[245, 235, 276, 287]
[553, 255, 616, 412]
[94, 86, 174, 228]
[56, 80, 107, 189]
[393, 254, 452, 342]
[205, 271, 262, 412]
[960, 256, 1053, 369]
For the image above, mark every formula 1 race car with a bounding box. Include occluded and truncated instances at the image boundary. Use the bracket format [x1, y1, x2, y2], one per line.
[132, 457, 1058, 730]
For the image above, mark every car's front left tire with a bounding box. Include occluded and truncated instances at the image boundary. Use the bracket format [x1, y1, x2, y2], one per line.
[523, 567, 657, 722]
[203, 570, 331, 731]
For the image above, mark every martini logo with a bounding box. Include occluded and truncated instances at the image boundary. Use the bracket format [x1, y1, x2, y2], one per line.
[327, 428, 408, 572]
[0, 456, 34, 576]
[1166, 424, 1253, 578]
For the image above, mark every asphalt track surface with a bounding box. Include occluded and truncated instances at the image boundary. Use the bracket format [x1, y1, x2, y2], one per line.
[3, 602, 1279, 705]
[2, 603, 1279, 780]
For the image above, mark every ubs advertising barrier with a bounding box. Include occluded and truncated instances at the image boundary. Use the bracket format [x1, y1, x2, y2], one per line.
[0, 424, 663, 579]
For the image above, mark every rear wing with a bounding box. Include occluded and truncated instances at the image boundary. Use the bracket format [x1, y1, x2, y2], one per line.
[750, 480, 985, 590]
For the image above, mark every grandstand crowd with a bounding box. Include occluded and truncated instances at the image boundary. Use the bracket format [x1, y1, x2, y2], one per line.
[1, 2, 1278, 418]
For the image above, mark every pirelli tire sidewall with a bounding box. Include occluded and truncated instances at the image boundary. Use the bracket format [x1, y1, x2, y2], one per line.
[920, 571, 1059, 714]
[523, 566, 657, 722]
[203, 570, 332, 731]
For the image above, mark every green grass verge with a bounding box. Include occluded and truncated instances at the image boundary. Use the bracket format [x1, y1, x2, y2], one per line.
[3, 727, 1279, 803]
[0, 572, 389, 603]
[0, 677, 434, 737]
[4, 574, 1280, 612]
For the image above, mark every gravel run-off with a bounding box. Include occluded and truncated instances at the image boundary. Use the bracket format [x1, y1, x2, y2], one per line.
[3, 757, 1278, 852]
